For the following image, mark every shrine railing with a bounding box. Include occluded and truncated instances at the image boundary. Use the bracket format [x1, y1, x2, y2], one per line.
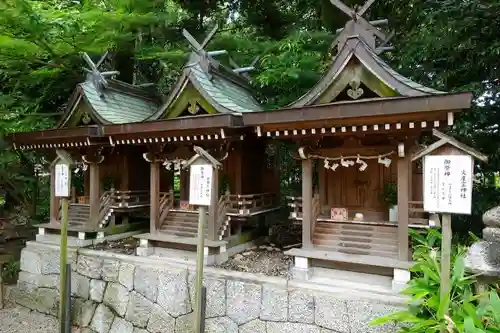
[286, 197, 437, 228]
[216, 191, 231, 240]
[287, 196, 303, 223]
[311, 193, 320, 234]
[98, 191, 114, 227]
[159, 190, 175, 225]
[112, 190, 150, 208]
[228, 192, 280, 216]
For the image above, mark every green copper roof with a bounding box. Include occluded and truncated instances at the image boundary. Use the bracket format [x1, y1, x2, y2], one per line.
[151, 53, 263, 119]
[189, 63, 263, 114]
[80, 81, 159, 124]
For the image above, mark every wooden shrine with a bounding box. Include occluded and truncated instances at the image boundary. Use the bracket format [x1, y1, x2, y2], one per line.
[6, 0, 478, 283]
[242, 0, 473, 286]
[7, 28, 280, 250]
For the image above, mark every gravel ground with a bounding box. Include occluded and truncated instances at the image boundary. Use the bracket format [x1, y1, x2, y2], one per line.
[214, 245, 294, 277]
[0, 306, 59, 333]
[0, 305, 94, 333]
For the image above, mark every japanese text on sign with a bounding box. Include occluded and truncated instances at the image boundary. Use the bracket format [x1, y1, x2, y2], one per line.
[55, 163, 71, 197]
[423, 155, 473, 215]
[189, 164, 213, 206]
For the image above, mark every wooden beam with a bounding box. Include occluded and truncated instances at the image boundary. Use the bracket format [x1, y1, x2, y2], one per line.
[397, 156, 410, 261]
[207, 167, 219, 241]
[243, 92, 472, 127]
[150, 161, 160, 233]
[358, 0, 377, 16]
[302, 159, 313, 248]
[89, 162, 100, 228]
[49, 164, 57, 224]
[432, 129, 488, 162]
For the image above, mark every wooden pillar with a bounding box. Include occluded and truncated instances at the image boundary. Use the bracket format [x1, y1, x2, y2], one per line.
[397, 156, 410, 261]
[233, 149, 243, 194]
[150, 161, 160, 233]
[318, 163, 326, 208]
[302, 159, 313, 248]
[180, 169, 188, 201]
[89, 162, 100, 228]
[49, 164, 57, 224]
[207, 167, 220, 241]
[121, 154, 129, 191]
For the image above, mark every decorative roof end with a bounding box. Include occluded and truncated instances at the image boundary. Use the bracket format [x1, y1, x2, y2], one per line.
[330, 0, 394, 54]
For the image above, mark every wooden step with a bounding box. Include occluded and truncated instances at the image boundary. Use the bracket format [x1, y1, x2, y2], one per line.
[314, 232, 397, 245]
[313, 237, 397, 252]
[313, 243, 397, 259]
[315, 222, 397, 233]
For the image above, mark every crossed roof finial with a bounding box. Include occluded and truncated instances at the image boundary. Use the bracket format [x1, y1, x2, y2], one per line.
[330, 0, 394, 54]
[183, 25, 259, 79]
[82, 51, 120, 97]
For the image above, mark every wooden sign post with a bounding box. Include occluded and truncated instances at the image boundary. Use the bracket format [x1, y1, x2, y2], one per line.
[413, 130, 487, 332]
[185, 146, 222, 333]
[54, 150, 73, 333]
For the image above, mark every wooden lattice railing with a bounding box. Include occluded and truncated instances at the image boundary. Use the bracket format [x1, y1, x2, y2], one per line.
[159, 190, 175, 224]
[112, 190, 150, 208]
[98, 191, 114, 227]
[286, 197, 437, 228]
[311, 193, 320, 234]
[228, 192, 279, 216]
[216, 191, 231, 240]
[287, 196, 303, 223]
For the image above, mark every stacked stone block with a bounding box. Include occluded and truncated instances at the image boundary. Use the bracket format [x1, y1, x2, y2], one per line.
[14, 242, 403, 333]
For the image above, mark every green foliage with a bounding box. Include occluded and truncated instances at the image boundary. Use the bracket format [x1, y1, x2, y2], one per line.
[2, 260, 20, 283]
[381, 182, 398, 207]
[371, 229, 500, 332]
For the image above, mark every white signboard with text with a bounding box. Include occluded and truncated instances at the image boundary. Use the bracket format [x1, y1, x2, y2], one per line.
[55, 163, 71, 198]
[189, 164, 213, 206]
[423, 155, 473, 215]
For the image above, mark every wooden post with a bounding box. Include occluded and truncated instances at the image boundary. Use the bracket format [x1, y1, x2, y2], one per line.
[150, 161, 160, 233]
[440, 213, 452, 322]
[302, 159, 313, 248]
[397, 156, 410, 261]
[50, 165, 57, 224]
[89, 162, 100, 228]
[180, 169, 188, 201]
[207, 167, 219, 241]
[59, 197, 69, 333]
[121, 154, 129, 191]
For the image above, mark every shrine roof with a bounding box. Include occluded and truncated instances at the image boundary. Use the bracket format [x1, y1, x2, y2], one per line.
[150, 52, 263, 119]
[59, 78, 160, 127]
[289, 36, 444, 108]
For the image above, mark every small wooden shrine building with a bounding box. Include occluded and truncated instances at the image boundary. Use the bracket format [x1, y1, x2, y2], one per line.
[7, 29, 280, 254]
[243, 0, 472, 286]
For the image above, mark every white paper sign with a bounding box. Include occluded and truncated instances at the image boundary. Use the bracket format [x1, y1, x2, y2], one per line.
[189, 164, 213, 206]
[423, 155, 473, 215]
[55, 163, 71, 198]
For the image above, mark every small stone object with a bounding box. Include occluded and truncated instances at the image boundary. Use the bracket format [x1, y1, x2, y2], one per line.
[483, 227, 500, 243]
[242, 251, 253, 256]
[482, 206, 500, 227]
[234, 254, 244, 261]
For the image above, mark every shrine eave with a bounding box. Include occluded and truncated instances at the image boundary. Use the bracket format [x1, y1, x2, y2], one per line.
[103, 113, 242, 137]
[243, 92, 472, 127]
[7, 125, 102, 150]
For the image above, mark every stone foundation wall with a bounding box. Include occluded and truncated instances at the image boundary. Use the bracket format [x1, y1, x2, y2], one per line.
[14, 241, 405, 333]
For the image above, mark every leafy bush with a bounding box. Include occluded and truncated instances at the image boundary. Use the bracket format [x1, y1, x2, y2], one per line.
[372, 229, 500, 332]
